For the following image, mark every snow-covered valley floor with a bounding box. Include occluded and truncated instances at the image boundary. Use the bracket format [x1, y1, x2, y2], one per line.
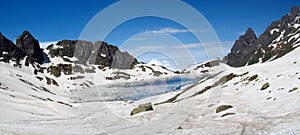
[0, 48, 300, 134]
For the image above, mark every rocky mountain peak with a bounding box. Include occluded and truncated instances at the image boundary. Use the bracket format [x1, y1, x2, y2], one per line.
[0, 33, 21, 63]
[16, 31, 37, 48]
[21, 30, 31, 36]
[47, 40, 138, 69]
[245, 28, 256, 39]
[16, 31, 45, 64]
[290, 6, 299, 17]
[279, 6, 299, 29]
[239, 28, 257, 46]
[224, 28, 258, 67]
[225, 6, 300, 67]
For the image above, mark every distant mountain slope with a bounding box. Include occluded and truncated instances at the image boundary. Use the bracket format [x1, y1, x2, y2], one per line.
[181, 59, 224, 76]
[0, 31, 178, 92]
[225, 6, 300, 67]
[47, 40, 138, 69]
[0, 31, 139, 69]
[0, 31, 178, 94]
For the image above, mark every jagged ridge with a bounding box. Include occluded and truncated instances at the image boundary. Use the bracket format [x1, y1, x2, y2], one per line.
[0, 31, 45, 65]
[47, 40, 138, 69]
[0, 31, 139, 70]
[225, 6, 300, 67]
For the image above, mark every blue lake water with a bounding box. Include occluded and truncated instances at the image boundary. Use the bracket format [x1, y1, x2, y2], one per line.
[78, 76, 205, 102]
[105, 77, 203, 101]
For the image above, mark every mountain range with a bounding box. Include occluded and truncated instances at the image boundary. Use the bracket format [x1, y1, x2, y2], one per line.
[0, 6, 299, 135]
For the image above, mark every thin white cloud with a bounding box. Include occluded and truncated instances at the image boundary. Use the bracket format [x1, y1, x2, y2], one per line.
[146, 27, 190, 34]
[172, 43, 200, 49]
[40, 41, 58, 49]
[172, 41, 234, 49]
[146, 27, 212, 34]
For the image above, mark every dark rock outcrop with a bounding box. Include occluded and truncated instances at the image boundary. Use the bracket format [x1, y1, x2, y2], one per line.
[0, 33, 18, 62]
[130, 103, 153, 116]
[1, 31, 138, 70]
[0, 33, 24, 64]
[224, 28, 258, 67]
[47, 40, 138, 69]
[16, 31, 45, 64]
[225, 6, 300, 67]
[47, 40, 77, 58]
[47, 64, 72, 77]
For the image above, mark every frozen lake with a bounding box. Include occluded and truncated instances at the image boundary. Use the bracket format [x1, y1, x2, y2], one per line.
[75, 76, 205, 102]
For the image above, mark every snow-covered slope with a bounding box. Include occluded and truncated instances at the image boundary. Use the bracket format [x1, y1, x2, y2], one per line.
[8, 54, 178, 94]
[182, 59, 229, 76]
[149, 46, 300, 134]
[0, 41, 299, 134]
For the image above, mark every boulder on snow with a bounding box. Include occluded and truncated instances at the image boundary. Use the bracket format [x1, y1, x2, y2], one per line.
[130, 103, 153, 116]
[47, 64, 72, 77]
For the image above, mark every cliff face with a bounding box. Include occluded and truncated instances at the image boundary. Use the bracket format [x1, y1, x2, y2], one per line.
[224, 28, 257, 67]
[0, 31, 45, 64]
[225, 6, 300, 67]
[16, 31, 45, 64]
[1, 31, 138, 70]
[47, 40, 138, 69]
[0, 32, 18, 62]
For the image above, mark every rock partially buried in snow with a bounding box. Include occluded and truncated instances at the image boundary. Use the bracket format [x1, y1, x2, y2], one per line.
[261, 82, 270, 90]
[130, 103, 153, 116]
[216, 105, 233, 113]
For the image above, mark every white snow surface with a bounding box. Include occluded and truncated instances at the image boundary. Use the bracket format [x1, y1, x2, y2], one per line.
[0, 47, 299, 134]
[270, 28, 279, 35]
[274, 30, 285, 43]
[100, 54, 106, 57]
[289, 33, 300, 43]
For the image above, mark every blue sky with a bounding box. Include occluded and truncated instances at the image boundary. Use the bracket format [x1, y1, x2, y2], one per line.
[0, 0, 299, 70]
